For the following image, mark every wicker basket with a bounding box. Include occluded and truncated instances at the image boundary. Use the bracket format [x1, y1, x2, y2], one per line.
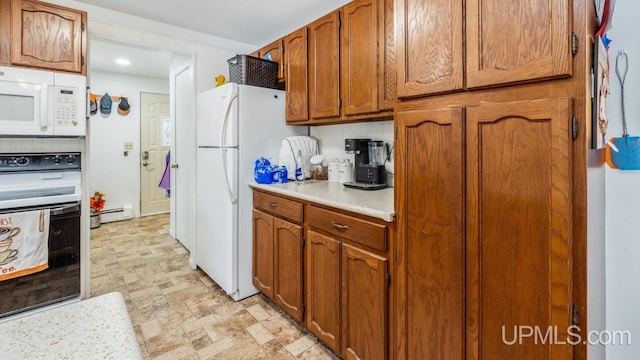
[227, 55, 278, 89]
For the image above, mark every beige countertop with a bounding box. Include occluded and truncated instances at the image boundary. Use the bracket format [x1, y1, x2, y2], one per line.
[0, 292, 142, 360]
[250, 180, 395, 222]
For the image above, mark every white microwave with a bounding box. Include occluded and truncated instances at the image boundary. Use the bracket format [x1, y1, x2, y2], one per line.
[0, 66, 86, 136]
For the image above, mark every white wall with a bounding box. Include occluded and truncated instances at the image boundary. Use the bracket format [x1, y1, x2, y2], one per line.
[88, 70, 169, 222]
[311, 120, 395, 186]
[605, 1, 640, 358]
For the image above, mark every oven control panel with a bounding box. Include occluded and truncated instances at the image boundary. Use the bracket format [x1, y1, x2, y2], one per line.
[0, 153, 81, 172]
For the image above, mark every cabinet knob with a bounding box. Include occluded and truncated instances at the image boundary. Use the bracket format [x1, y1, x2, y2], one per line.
[171, 163, 179, 169]
[331, 221, 349, 231]
[269, 202, 278, 208]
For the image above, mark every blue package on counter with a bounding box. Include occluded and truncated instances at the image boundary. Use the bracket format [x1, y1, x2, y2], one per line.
[254, 157, 273, 184]
[272, 166, 288, 183]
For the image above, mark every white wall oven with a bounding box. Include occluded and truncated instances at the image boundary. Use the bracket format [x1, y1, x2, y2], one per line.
[0, 153, 81, 319]
[0, 66, 86, 136]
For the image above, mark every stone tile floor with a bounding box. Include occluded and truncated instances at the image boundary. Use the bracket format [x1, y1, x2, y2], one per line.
[90, 214, 338, 360]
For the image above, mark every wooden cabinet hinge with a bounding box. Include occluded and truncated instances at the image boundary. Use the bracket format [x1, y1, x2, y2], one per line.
[394, 127, 398, 140]
[81, 55, 85, 66]
[572, 303, 579, 326]
[572, 116, 578, 140]
[302, 304, 306, 318]
[338, 98, 342, 108]
[571, 33, 578, 57]
[82, 22, 85, 32]
[591, 68, 595, 99]
[386, 272, 391, 287]
[338, 18, 342, 29]
[301, 236, 305, 248]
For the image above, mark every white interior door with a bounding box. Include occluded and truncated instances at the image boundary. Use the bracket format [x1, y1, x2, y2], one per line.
[173, 65, 196, 258]
[140, 92, 170, 215]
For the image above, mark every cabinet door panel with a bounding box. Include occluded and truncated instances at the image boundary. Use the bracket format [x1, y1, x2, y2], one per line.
[341, 0, 378, 116]
[466, 0, 571, 88]
[379, 0, 395, 110]
[0, 0, 10, 65]
[252, 209, 274, 298]
[273, 217, 303, 322]
[466, 98, 572, 359]
[306, 229, 341, 354]
[11, 0, 84, 73]
[396, 0, 463, 97]
[259, 38, 284, 82]
[342, 243, 387, 360]
[309, 11, 340, 120]
[285, 27, 308, 123]
[395, 107, 464, 359]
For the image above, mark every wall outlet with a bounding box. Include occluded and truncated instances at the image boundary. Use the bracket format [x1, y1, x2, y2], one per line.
[124, 142, 133, 150]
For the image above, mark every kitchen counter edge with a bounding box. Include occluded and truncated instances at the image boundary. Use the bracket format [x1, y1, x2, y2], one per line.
[249, 181, 395, 222]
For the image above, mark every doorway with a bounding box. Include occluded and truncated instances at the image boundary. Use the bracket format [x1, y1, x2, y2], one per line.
[140, 92, 170, 215]
[88, 37, 195, 256]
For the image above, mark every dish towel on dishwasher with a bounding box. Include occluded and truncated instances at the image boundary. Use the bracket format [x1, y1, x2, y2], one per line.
[0, 209, 49, 281]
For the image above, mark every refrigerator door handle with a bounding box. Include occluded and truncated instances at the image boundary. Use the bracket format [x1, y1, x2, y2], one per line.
[220, 90, 238, 204]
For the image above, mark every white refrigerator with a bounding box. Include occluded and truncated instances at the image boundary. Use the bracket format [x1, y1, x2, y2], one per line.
[196, 83, 306, 301]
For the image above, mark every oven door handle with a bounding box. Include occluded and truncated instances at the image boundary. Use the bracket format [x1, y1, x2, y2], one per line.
[51, 204, 80, 216]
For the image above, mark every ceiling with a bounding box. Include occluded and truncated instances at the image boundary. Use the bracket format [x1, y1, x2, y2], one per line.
[73, 0, 351, 46]
[89, 39, 174, 79]
[82, 0, 350, 79]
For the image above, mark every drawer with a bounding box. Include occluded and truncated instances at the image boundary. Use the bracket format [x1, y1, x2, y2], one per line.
[253, 191, 303, 223]
[307, 205, 387, 252]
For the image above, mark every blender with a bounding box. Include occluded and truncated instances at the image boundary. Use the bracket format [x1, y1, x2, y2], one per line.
[343, 139, 387, 190]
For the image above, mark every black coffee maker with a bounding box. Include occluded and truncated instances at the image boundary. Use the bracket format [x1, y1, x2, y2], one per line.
[343, 138, 387, 190]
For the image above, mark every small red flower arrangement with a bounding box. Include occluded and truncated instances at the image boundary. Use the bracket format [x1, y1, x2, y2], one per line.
[89, 191, 106, 213]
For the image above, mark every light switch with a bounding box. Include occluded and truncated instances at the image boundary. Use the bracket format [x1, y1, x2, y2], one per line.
[124, 142, 133, 150]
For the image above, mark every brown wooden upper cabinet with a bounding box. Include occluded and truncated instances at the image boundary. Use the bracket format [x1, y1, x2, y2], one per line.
[285, 27, 308, 123]
[283, 0, 394, 124]
[308, 10, 341, 121]
[396, 0, 571, 98]
[341, 0, 379, 116]
[254, 38, 285, 83]
[2, 0, 86, 74]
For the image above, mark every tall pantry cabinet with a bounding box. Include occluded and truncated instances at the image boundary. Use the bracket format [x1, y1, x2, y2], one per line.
[394, 1, 594, 359]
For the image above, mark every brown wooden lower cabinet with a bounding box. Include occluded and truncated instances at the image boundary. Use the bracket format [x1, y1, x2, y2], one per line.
[252, 209, 274, 299]
[273, 217, 304, 322]
[341, 243, 388, 360]
[306, 229, 342, 353]
[253, 190, 392, 359]
[252, 195, 304, 323]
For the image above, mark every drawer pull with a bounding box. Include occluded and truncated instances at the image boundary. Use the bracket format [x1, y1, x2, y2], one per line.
[269, 202, 278, 208]
[331, 221, 349, 231]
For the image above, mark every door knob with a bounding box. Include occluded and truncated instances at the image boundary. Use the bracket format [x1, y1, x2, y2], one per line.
[142, 151, 149, 160]
[171, 163, 179, 169]
[142, 161, 149, 167]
